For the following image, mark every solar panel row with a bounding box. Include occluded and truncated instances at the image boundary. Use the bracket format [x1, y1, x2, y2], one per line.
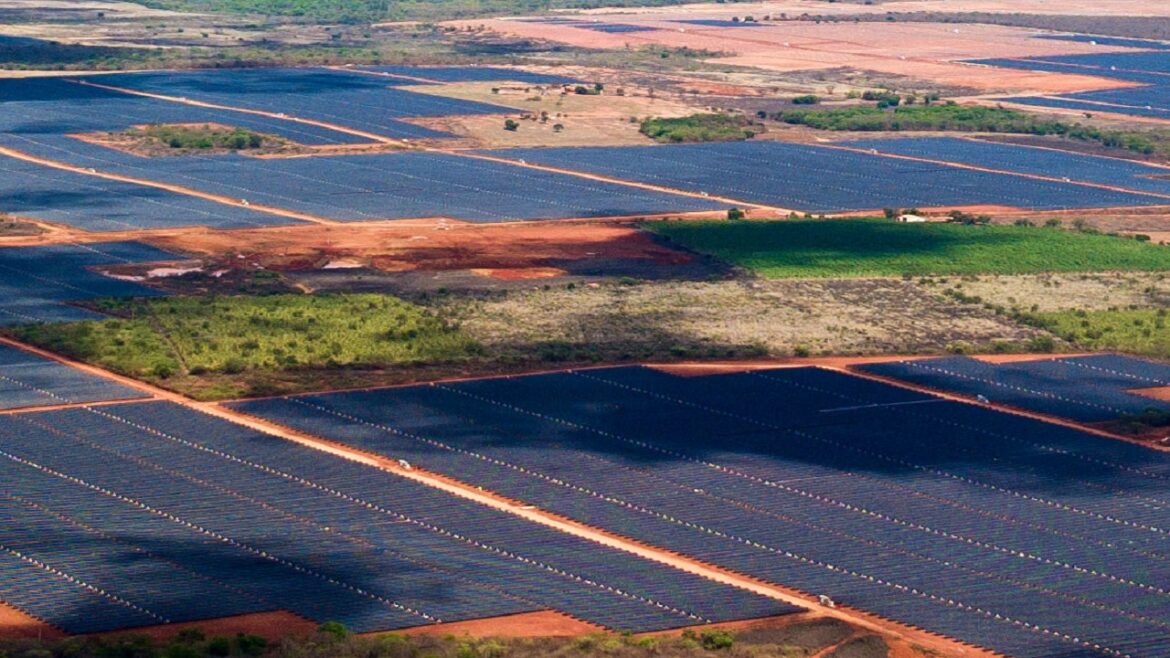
[483, 142, 1167, 212]
[843, 137, 1170, 197]
[971, 52, 1170, 122]
[0, 401, 795, 635]
[0, 77, 382, 146]
[0, 343, 146, 409]
[3, 135, 723, 223]
[859, 355, 1170, 423]
[0, 151, 294, 231]
[1033, 34, 1170, 50]
[94, 69, 521, 140]
[0, 241, 170, 326]
[234, 366, 1170, 658]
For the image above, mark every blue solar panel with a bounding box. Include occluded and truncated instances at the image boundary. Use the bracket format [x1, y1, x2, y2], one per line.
[94, 69, 520, 139]
[1033, 34, 1170, 50]
[482, 142, 1166, 212]
[235, 365, 1170, 658]
[0, 76, 385, 146]
[2, 135, 722, 223]
[0, 343, 146, 409]
[0, 241, 171, 325]
[1001, 95, 1170, 120]
[859, 355, 1170, 422]
[970, 52, 1170, 122]
[0, 401, 795, 634]
[0, 151, 295, 231]
[575, 23, 659, 33]
[676, 20, 767, 28]
[843, 137, 1170, 196]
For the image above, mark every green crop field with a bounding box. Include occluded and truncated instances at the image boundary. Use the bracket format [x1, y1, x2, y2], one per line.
[8, 294, 478, 399]
[648, 220, 1170, 278]
[1027, 308, 1170, 359]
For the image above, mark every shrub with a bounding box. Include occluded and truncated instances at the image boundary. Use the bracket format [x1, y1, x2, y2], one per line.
[317, 622, 349, 640]
[791, 94, 820, 105]
[727, 207, 746, 220]
[503, 119, 519, 131]
[699, 630, 735, 650]
[207, 638, 231, 657]
[640, 113, 759, 143]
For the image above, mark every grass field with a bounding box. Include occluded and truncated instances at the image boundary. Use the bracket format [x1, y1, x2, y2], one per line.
[649, 220, 1170, 278]
[8, 294, 477, 399]
[1028, 308, 1170, 359]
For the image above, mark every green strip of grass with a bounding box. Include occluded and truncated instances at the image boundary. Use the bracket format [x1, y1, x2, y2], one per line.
[8, 294, 478, 390]
[1027, 308, 1170, 359]
[772, 104, 1168, 157]
[648, 219, 1170, 278]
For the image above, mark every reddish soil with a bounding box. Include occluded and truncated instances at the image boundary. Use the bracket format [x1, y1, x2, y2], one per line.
[0, 603, 62, 640]
[397, 611, 598, 637]
[145, 221, 697, 275]
[454, 19, 1137, 94]
[1130, 385, 1170, 403]
[90, 612, 318, 642]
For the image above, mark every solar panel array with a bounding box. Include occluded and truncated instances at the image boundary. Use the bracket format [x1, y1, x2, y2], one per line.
[0, 401, 795, 634]
[0, 76, 382, 146]
[859, 355, 1170, 423]
[96, 69, 521, 139]
[1001, 95, 1170, 121]
[506, 17, 658, 33]
[844, 137, 1170, 196]
[0, 241, 170, 325]
[1033, 34, 1170, 50]
[0, 343, 146, 409]
[972, 52, 1170, 121]
[484, 142, 1167, 212]
[235, 365, 1170, 658]
[675, 19, 767, 28]
[0, 150, 294, 231]
[3, 137, 722, 223]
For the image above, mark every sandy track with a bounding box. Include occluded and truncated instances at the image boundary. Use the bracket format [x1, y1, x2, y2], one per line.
[0, 397, 158, 417]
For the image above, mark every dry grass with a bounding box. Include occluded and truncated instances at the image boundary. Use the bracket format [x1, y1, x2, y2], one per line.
[410, 80, 697, 147]
[437, 278, 1043, 360]
[936, 272, 1170, 312]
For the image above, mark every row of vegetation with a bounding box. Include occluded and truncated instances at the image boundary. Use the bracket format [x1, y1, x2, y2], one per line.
[648, 219, 1170, 278]
[1025, 308, 1170, 361]
[770, 104, 1170, 157]
[133, 124, 272, 150]
[8, 294, 479, 399]
[640, 113, 762, 143]
[135, 0, 706, 23]
[0, 618, 880, 658]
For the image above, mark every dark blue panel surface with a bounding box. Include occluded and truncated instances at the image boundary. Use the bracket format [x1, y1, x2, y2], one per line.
[0, 241, 170, 325]
[0, 401, 795, 635]
[236, 365, 1170, 658]
[482, 142, 1165, 211]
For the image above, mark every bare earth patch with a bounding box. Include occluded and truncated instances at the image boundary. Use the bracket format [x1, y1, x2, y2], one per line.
[438, 278, 1043, 360]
